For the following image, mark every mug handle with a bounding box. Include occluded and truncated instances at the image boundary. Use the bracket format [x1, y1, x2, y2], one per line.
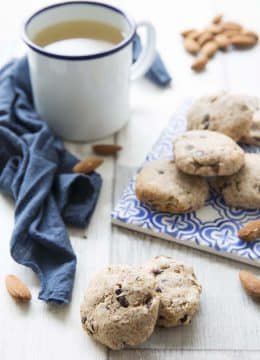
[131, 21, 156, 81]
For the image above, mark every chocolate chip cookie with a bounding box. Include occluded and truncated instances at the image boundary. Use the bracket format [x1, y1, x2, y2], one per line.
[135, 159, 209, 213]
[174, 130, 245, 176]
[143, 256, 202, 327]
[187, 92, 252, 141]
[211, 153, 260, 209]
[80, 265, 159, 350]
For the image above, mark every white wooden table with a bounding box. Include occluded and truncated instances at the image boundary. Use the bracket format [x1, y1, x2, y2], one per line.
[0, 0, 260, 359]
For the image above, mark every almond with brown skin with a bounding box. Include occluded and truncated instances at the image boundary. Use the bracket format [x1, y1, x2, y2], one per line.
[221, 21, 242, 31]
[197, 31, 214, 47]
[212, 14, 223, 25]
[92, 144, 122, 155]
[231, 34, 258, 48]
[239, 271, 260, 299]
[184, 37, 200, 54]
[241, 30, 258, 41]
[73, 157, 103, 173]
[181, 28, 197, 37]
[191, 54, 208, 71]
[214, 34, 230, 49]
[222, 29, 241, 38]
[201, 40, 218, 58]
[187, 30, 200, 41]
[238, 220, 260, 241]
[5, 275, 31, 302]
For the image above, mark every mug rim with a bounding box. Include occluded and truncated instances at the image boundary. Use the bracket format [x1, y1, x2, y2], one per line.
[22, 1, 137, 61]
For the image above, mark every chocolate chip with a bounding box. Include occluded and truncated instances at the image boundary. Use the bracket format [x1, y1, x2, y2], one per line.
[144, 295, 153, 308]
[180, 314, 189, 323]
[115, 288, 122, 295]
[158, 170, 164, 175]
[117, 295, 129, 307]
[151, 268, 163, 276]
[186, 144, 194, 151]
[159, 315, 165, 320]
[202, 114, 210, 129]
[83, 235, 87, 239]
[156, 287, 162, 292]
[81, 316, 87, 324]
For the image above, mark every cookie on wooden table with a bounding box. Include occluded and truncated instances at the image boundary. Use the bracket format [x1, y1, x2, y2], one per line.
[210, 153, 260, 209]
[187, 92, 252, 141]
[143, 256, 202, 328]
[135, 159, 209, 213]
[80, 265, 159, 350]
[174, 130, 245, 176]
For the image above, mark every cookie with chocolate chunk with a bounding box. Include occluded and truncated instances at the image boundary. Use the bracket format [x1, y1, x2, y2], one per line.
[143, 256, 202, 327]
[80, 265, 159, 350]
[210, 153, 260, 209]
[135, 159, 209, 213]
[174, 130, 245, 176]
[187, 92, 252, 141]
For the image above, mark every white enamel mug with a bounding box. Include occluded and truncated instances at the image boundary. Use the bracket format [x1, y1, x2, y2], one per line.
[23, 1, 156, 141]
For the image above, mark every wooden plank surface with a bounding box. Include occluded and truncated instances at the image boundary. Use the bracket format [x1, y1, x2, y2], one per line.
[0, 0, 260, 359]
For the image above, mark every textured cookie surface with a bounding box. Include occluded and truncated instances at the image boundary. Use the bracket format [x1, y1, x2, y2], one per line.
[174, 130, 245, 176]
[211, 153, 260, 209]
[80, 265, 159, 350]
[187, 92, 252, 141]
[143, 256, 202, 327]
[135, 159, 209, 213]
[240, 96, 260, 145]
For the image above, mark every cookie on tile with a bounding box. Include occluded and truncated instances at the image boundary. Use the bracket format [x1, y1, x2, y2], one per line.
[240, 96, 260, 146]
[187, 92, 252, 141]
[174, 130, 245, 176]
[135, 159, 209, 213]
[210, 153, 260, 209]
[143, 256, 202, 327]
[80, 265, 159, 350]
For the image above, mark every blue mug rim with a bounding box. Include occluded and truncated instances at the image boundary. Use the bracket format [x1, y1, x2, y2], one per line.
[22, 1, 137, 61]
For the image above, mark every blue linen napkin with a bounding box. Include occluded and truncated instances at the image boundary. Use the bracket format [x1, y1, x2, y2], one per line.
[0, 57, 102, 304]
[133, 34, 172, 87]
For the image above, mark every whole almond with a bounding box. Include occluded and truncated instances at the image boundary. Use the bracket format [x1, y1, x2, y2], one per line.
[231, 34, 258, 48]
[221, 21, 242, 31]
[181, 28, 197, 37]
[206, 24, 222, 35]
[5, 275, 31, 302]
[222, 29, 241, 38]
[215, 34, 230, 49]
[92, 144, 122, 155]
[201, 40, 218, 58]
[184, 37, 200, 54]
[241, 30, 258, 41]
[73, 157, 103, 173]
[239, 270, 260, 299]
[198, 31, 213, 47]
[212, 13, 223, 25]
[238, 220, 260, 241]
[191, 55, 208, 71]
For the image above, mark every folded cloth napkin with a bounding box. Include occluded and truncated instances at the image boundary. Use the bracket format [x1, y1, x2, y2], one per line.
[0, 57, 102, 304]
[133, 34, 172, 87]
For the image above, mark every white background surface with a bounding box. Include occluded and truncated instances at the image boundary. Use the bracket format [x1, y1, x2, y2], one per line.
[0, 0, 260, 359]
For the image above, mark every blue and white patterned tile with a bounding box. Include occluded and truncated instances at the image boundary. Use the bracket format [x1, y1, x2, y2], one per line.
[112, 100, 260, 266]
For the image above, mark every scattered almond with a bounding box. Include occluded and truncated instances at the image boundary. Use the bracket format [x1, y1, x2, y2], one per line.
[221, 21, 242, 31]
[92, 144, 122, 155]
[201, 40, 218, 58]
[191, 55, 208, 71]
[212, 14, 223, 25]
[239, 270, 260, 299]
[238, 220, 260, 241]
[5, 275, 31, 302]
[184, 37, 200, 54]
[231, 34, 258, 48]
[214, 34, 230, 50]
[181, 28, 197, 37]
[73, 157, 103, 173]
[198, 31, 213, 47]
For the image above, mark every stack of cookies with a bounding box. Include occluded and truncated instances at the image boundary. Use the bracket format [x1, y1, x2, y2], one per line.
[136, 92, 260, 213]
[81, 256, 202, 350]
